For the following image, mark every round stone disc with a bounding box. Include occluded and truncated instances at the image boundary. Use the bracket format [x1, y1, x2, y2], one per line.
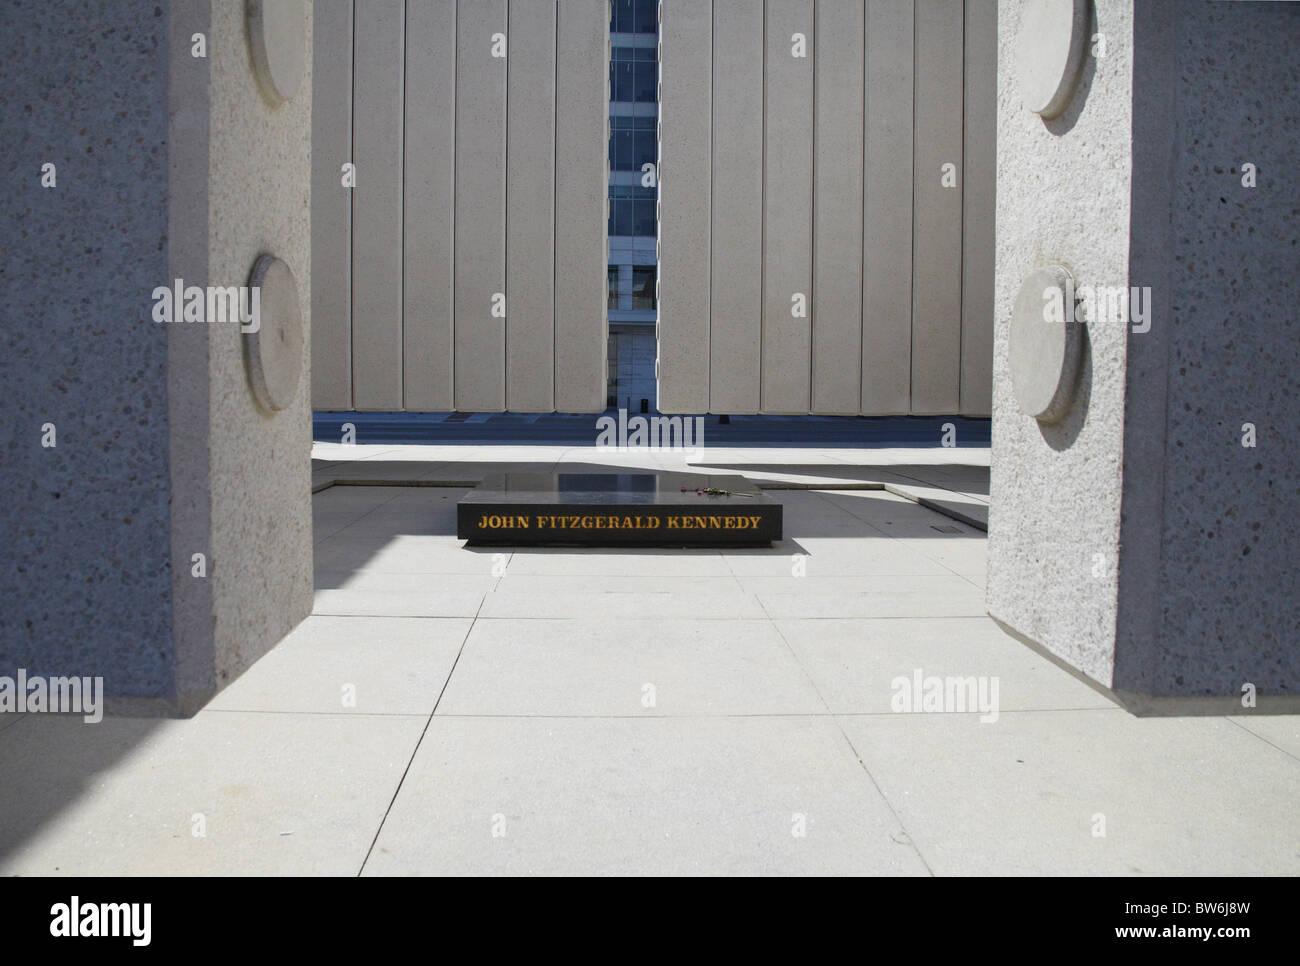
[247, 0, 306, 105]
[245, 254, 304, 413]
[1009, 264, 1082, 423]
[1016, 0, 1088, 119]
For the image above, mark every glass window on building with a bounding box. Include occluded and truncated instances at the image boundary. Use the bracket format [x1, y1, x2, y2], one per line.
[631, 266, 656, 310]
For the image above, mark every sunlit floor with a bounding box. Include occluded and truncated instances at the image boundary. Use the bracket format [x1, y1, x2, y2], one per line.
[1, 445, 1296, 875]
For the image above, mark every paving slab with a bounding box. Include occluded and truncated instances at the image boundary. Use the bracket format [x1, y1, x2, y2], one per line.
[755, 577, 987, 619]
[502, 548, 733, 577]
[436, 617, 825, 716]
[207, 615, 472, 715]
[724, 538, 954, 577]
[362, 715, 931, 876]
[838, 710, 1300, 876]
[0, 711, 426, 876]
[312, 571, 494, 617]
[1234, 716, 1300, 761]
[775, 617, 1114, 714]
[478, 588, 767, 620]
[315, 533, 502, 575]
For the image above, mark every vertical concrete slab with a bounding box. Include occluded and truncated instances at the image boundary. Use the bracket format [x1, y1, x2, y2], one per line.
[708, 0, 763, 415]
[454, 0, 508, 411]
[0, 0, 177, 702]
[657, 0, 712, 414]
[3, 0, 313, 715]
[910, 0, 963, 414]
[987, 0, 1132, 692]
[960, 0, 996, 417]
[811, 0, 864, 415]
[403, 0, 457, 411]
[861, 0, 913, 414]
[761, 0, 813, 413]
[168, 0, 214, 706]
[1116, 0, 1300, 704]
[207, 0, 315, 707]
[505, 0, 557, 412]
[310, 0, 353, 410]
[553, 0, 609, 413]
[351, 0, 405, 410]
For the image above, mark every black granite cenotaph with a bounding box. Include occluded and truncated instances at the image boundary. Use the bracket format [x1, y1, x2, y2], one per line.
[458, 472, 782, 546]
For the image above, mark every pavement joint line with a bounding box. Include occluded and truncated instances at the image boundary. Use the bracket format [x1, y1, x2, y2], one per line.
[356, 594, 485, 877]
[765, 593, 941, 874]
[830, 708, 937, 876]
[759, 596, 930, 876]
[1224, 716, 1300, 766]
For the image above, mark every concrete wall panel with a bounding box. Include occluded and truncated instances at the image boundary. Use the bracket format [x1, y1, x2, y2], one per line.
[454, 0, 508, 411]
[960, 0, 996, 416]
[403, 0, 457, 410]
[760, 0, 814, 413]
[311, 0, 353, 410]
[553, 0, 609, 413]
[708, 0, 764, 414]
[506, 0, 557, 412]
[861, 0, 914, 414]
[910, 0, 964, 414]
[351, 0, 405, 410]
[657, 0, 712, 414]
[811, 0, 864, 415]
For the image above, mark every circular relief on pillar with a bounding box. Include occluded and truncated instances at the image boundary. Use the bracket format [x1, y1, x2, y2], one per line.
[1016, 0, 1088, 119]
[1009, 264, 1083, 423]
[246, 0, 306, 105]
[245, 254, 303, 413]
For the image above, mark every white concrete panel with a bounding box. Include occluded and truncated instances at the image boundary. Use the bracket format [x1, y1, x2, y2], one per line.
[861, 0, 913, 414]
[553, 0, 608, 413]
[961, 0, 997, 416]
[310, 0, 353, 410]
[454, 0, 508, 411]
[351, 0, 405, 410]
[811, 0, 864, 415]
[403, 0, 457, 411]
[761, 0, 813, 413]
[709, 0, 763, 414]
[657, 0, 712, 414]
[506, 0, 557, 412]
[910, 0, 964, 414]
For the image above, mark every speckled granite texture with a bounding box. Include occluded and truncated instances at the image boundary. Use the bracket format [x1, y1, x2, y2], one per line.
[204, 0, 313, 694]
[0, 0, 312, 714]
[1117, 0, 1298, 700]
[992, 0, 1298, 707]
[0, 1, 175, 696]
[987, 0, 1131, 689]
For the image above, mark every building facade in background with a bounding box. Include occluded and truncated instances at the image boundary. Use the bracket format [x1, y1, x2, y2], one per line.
[607, 0, 659, 411]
